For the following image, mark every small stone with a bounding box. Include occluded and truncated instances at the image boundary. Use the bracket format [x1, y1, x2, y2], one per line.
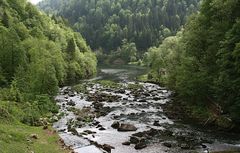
[118, 123, 137, 132]
[153, 121, 160, 126]
[163, 142, 172, 148]
[67, 100, 76, 106]
[30, 134, 38, 139]
[84, 130, 96, 134]
[99, 127, 106, 131]
[102, 144, 115, 153]
[69, 128, 78, 135]
[122, 141, 131, 145]
[134, 142, 147, 150]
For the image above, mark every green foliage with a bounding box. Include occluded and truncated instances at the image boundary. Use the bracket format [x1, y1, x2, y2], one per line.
[0, 115, 68, 153]
[0, 0, 97, 95]
[145, 0, 240, 121]
[0, 0, 97, 129]
[120, 39, 137, 63]
[39, 0, 200, 53]
[73, 84, 87, 94]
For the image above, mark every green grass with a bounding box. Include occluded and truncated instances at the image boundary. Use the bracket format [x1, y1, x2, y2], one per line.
[137, 74, 148, 82]
[0, 101, 68, 153]
[0, 122, 68, 153]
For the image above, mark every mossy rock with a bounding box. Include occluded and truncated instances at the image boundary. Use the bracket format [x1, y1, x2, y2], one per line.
[73, 84, 88, 94]
[96, 80, 122, 89]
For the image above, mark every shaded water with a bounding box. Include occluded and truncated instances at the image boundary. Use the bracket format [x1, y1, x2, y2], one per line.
[54, 65, 240, 153]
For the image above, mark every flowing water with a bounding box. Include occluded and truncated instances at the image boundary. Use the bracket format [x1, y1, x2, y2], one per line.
[53, 65, 240, 153]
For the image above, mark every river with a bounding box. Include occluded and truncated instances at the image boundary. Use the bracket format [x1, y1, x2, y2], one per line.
[53, 65, 240, 153]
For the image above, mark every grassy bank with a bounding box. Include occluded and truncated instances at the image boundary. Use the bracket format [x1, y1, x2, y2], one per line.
[0, 101, 69, 153]
[0, 122, 68, 153]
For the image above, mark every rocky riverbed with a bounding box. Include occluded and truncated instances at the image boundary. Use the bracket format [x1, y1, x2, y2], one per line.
[52, 66, 240, 153]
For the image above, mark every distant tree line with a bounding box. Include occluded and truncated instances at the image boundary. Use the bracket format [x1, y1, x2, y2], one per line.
[39, 0, 200, 63]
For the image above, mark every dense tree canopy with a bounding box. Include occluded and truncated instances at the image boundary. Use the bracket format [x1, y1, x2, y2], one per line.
[0, 0, 97, 95]
[39, 0, 200, 54]
[0, 0, 97, 125]
[145, 0, 240, 121]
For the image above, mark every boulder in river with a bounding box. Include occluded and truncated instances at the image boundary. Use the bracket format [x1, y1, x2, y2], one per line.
[134, 142, 147, 150]
[67, 100, 76, 106]
[102, 144, 115, 153]
[111, 121, 120, 129]
[130, 136, 141, 144]
[122, 141, 131, 145]
[118, 123, 137, 131]
[163, 141, 172, 148]
[153, 120, 161, 126]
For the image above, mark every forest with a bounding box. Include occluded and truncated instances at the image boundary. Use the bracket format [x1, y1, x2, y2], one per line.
[38, 0, 200, 63]
[0, 0, 96, 151]
[1, 0, 240, 152]
[144, 0, 240, 122]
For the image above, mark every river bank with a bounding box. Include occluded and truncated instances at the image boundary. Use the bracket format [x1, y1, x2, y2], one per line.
[0, 101, 71, 153]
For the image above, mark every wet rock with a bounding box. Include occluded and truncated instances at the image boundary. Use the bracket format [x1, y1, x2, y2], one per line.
[102, 144, 115, 153]
[130, 136, 140, 144]
[67, 100, 76, 106]
[163, 142, 172, 148]
[138, 99, 147, 102]
[153, 97, 161, 101]
[134, 142, 147, 150]
[122, 141, 131, 145]
[92, 120, 100, 126]
[116, 89, 125, 94]
[96, 124, 102, 128]
[118, 123, 137, 132]
[160, 129, 173, 137]
[113, 115, 120, 119]
[111, 121, 120, 129]
[99, 127, 106, 131]
[132, 132, 145, 137]
[68, 91, 76, 97]
[69, 128, 78, 135]
[147, 128, 159, 136]
[180, 143, 190, 150]
[93, 102, 104, 109]
[153, 120, 161, 126]
[84, 130, 96, 134]
[143, 92, 151, 97]
[58, 129, 66, 132]
[201, 144, 207, 148]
